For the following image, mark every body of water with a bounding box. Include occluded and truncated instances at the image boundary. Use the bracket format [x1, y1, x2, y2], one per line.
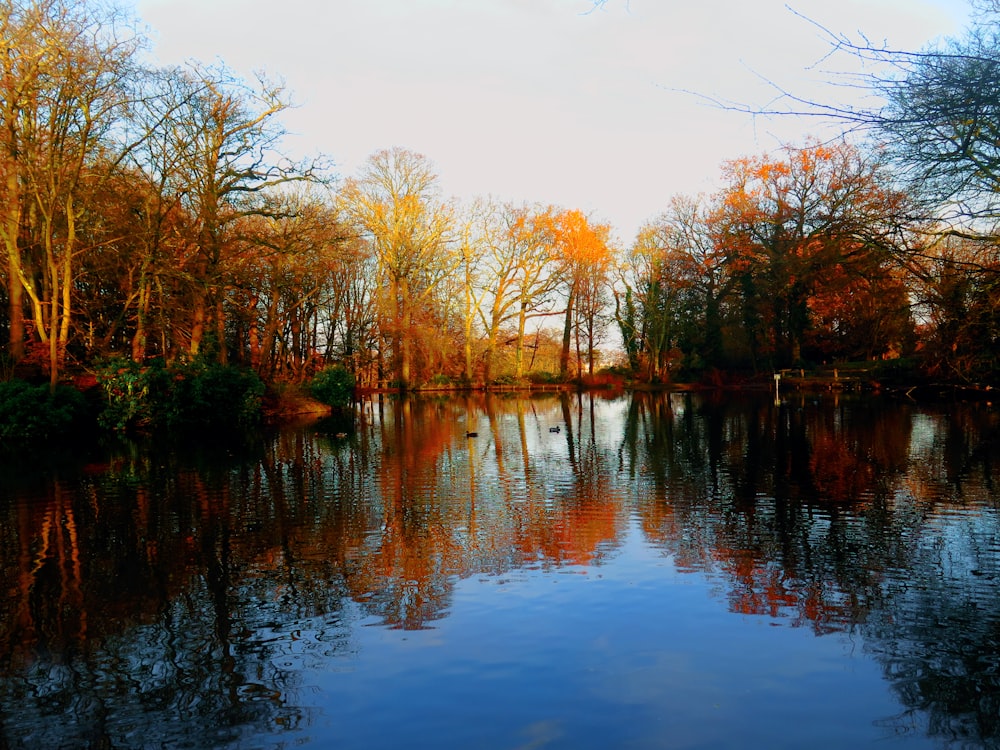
[1, 391, 998, 749]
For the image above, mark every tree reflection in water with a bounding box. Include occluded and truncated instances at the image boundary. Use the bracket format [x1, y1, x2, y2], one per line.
[0, 392, 998, 748]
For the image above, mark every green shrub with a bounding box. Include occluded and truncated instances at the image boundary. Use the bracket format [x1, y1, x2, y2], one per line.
[93, 356, 168, 432]
[95, 355, 264, 433]
[871, 357, 920, 384]
[309, 365, 355, 407]
[0, 379, 87, 444]
[169, 359, 265, 430]
[491, 374, 521, 386]
[526, 371, 562, 385]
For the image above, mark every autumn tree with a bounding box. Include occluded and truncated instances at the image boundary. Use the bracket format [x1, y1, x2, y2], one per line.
[507, 206, 563, 379]
[573, 252, 612, 377]
[230, 187, 353, 380]
[465, 201, 558, 384]
[112, 66, 203, 363]
[905, 234, 1000, 382]
[453, 205, 482, 383]
[619, 226, 686, 381]
[69, 160, 155, 359]
[612, 278, 641, 374]
[665, 195, 732, 367]
[0, 0, 141, 388]
[713, 141, 909, 368]
[164, 64, 324, 364]
[469, 200, 520, 384]
[0, 0, 42, 363]
[804, 255, 914, 362]
[553, 209, 613, 378]
[315, 220, 380, 387]
[339, 148, 457, 389]
[627, 195, 735, 376]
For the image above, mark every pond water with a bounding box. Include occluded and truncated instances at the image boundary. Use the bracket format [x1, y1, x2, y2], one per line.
[1, 391, 999, 749]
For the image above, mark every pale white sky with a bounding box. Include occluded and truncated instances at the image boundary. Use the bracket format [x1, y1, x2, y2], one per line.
[129, 0, 970, 245]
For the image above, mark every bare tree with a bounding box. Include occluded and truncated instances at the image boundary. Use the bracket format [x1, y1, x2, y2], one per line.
[703, 5, 1000, 236]
[165, 64, 327, 362]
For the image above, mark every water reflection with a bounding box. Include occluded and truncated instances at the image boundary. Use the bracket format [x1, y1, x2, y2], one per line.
[1, 392, 998, 748]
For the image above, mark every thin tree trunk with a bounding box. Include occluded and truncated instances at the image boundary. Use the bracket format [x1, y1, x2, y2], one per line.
[515, 299, 527, 379]
[132, 272, 151, 361]
[399, 276, 411, 388]
[574, 315, 582, 380]
[216, 296, 227, 364]
[587, 317, 595, 376]
[464, 251, 474, 384]
[3, 169, 25, 361]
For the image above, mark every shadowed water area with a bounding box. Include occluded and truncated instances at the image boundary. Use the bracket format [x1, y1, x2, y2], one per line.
[1, 391, 999, 749]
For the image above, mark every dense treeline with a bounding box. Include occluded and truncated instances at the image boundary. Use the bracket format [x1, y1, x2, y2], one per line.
[618, 141, 916, 378]
[1, 0, 999, 420]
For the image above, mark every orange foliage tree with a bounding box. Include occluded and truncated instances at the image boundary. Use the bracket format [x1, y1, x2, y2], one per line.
[712, 140, 911, 368]
[553, 209, 613, 378]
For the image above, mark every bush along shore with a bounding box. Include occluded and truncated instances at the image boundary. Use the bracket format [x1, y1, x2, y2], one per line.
[0, 361, 358, 452]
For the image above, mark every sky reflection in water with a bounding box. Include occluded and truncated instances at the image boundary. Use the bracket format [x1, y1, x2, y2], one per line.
[1, 392, 997, 749]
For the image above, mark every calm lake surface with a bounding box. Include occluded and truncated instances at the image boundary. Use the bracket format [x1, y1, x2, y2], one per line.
[2, 391, 999, 749]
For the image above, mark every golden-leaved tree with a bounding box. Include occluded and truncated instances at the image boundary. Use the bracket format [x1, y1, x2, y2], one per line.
[0, 0, 139, 389]
[339, 148, 457, 389]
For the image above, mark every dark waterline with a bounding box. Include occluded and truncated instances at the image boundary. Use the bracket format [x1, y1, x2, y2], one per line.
[1, 391, 998, 749]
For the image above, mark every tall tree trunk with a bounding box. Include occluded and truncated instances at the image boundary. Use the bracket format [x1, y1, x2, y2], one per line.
[215, 295, 227, 364]
[290, 307, 302, 378]
[397, 276, 411, 389]
[60, 195, 75, 350]
[515, 299, 528, 379]
[190, 287, 206, 357]
[5, 248, 24, 362]
[3, 169, 25, 361]
[49, 196, 77, 391]
[587, 317, 595, 376]
[560, 280, 576, 379]
[48, 265, 59, 392]
[132, 271, 151, 361]
[482, 331, 496, 386]
[464, 250, 474, 384]
[574, 314, 582, 380]
[247, 292, 261, 372]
